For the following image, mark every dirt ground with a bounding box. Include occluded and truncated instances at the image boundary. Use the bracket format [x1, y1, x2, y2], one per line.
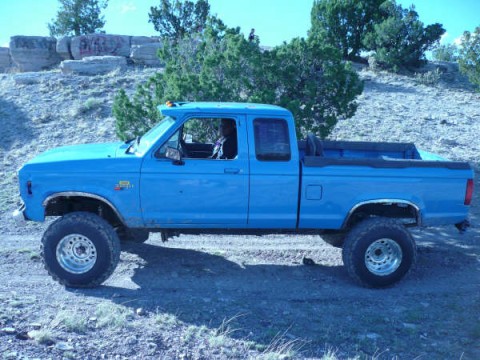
[1, 197, 479, 359]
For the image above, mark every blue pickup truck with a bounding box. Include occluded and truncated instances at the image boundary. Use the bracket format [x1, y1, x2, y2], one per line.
[13, 102, 474, 288]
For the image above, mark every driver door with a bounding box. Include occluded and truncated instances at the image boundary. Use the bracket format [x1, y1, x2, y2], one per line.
[140, 115, 249, 228]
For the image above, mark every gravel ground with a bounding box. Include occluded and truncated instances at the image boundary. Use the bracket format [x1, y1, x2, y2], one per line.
[0, 64, 479, 359]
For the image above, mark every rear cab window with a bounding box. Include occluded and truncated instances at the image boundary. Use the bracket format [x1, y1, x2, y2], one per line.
[253, 118, 291, 161]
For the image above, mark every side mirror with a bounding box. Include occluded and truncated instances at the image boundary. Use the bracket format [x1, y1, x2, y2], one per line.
[165, 147, 184, 165]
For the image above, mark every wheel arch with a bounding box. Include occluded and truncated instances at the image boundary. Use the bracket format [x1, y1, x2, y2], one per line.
[342, 199, 421, 230]
[43, 192, 125, 227]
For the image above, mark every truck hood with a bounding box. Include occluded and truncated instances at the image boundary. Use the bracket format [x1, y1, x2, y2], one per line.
[27, 142, 122, 165]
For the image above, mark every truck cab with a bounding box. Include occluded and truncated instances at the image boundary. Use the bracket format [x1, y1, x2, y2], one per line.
[140, 102, 300, 229]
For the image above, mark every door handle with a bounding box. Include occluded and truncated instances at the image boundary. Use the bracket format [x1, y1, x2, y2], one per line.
[224, 168, 240, 174]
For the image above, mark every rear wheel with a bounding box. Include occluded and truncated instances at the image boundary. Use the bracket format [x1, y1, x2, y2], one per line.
[41, 212, 120, 288]
[342, 217, 416, 288]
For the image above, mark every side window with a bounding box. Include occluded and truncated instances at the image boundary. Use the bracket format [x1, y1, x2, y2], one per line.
[183, 118, 219, 145]
[253, 119, 291, 161]
[156, 117, 238, 160]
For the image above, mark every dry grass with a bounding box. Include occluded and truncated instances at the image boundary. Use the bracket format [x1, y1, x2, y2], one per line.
[28, 328, 54, 344]
[95, 303, 131, 329]
[53, 309, 88, 334]
[154, 311, 179, 329]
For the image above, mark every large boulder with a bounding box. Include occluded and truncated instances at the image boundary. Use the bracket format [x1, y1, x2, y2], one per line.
[60, 56, 127, 75]
[9, 36, 62, 72]
[70, 34, 131, 60]
[0, 47, 11, 72]
[56, 36, 72, 60]
[130, 43, 164, 67]
[131, 36, 159, 46]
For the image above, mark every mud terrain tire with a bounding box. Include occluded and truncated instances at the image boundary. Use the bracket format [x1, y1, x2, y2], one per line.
[342, 217, 416, 288]
[41, 212, 120, 288]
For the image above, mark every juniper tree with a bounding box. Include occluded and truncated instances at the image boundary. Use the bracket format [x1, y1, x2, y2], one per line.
[458, 27, 480, 89]
[48, 0, 108, 37]
[310, 0, 385, 61]
[363, 1, 445, 70]
[113, 19, 363, 140]
[148, 0, 210, 40]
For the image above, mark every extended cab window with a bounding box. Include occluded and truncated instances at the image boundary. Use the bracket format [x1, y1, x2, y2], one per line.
[253, 119, 291, 161]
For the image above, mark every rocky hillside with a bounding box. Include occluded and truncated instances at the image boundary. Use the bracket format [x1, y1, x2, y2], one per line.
[0, 62, 479, 231]
[331, 63, 480, 164]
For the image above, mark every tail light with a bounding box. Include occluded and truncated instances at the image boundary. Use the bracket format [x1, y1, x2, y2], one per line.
[464, 179, 474, 205]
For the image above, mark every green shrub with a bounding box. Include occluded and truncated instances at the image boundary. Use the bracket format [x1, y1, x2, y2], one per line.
[414, 68, 442, 86]
[432, 43, 459, 62]
[310, 0, 385, 61]
[80, 97, 103, 113]
[363, 1, 445, 71]
[458, 26, 480, 89]
[148, 0, 210, 40]
[271, 37, 363, 138]
[113, 86, 162, 141]
[113, 20, 363, 140]
[48, 0, 107, 37]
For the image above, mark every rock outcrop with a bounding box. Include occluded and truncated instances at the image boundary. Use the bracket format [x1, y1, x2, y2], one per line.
[130, 43, 164, 67]
[6, 34, 166, 73]
[60, 55, 127, 75]
[9, 36, 62, 72]
[131, 36, 159, 46]
[56, 36, 72, 60]
[70, 34, 131, 60]
[0, 47, 11, 72]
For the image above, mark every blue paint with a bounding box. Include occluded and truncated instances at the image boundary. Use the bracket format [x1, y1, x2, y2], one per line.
[16, 102, 473, 231]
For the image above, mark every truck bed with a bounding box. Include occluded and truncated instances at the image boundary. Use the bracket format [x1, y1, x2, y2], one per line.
[297, 135, 473, 230]
[299, 137, 470, 170]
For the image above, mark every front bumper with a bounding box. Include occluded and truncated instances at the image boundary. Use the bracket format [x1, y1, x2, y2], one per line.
[12, 205, 27, 227]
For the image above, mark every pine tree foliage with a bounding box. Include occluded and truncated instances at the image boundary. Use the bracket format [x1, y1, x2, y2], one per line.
[48, 0, 108, 37]
[113, 19, 363, 140]
[363, 1, 445, 70]
[458, 27, 480, 89]
[310, 0, 385, 61]
[148, 0, 210, 40]
[432, 44, 459, 62]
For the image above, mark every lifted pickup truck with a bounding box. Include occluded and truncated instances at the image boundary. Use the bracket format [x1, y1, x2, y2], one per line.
[14, 102, 474, 288]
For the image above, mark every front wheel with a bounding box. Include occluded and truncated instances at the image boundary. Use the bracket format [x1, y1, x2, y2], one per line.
[342, 217, 416, 288]
[41, 212, 121, 288]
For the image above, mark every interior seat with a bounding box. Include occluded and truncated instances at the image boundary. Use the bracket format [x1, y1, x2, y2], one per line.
[306, 133, 324, 156]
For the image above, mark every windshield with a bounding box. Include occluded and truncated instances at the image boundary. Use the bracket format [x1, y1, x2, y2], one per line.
[130, 116, 176, 155]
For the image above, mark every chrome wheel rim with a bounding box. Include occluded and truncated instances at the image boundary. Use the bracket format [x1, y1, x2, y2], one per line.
[56, 234, 97, 274]
[365, 238, 402, 276]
